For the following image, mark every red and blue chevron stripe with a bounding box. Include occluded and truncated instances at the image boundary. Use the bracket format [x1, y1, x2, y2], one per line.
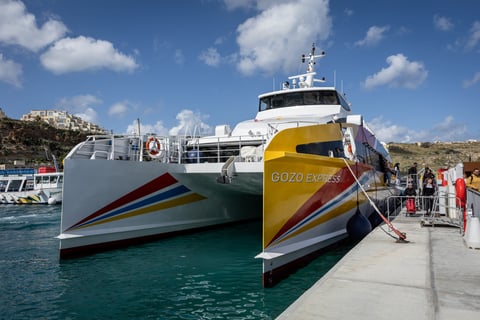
[67, 173, 206, 231]
[266, 165, 371, 248]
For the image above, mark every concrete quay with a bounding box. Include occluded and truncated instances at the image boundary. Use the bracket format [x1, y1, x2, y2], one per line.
[277, 213, 480, 320]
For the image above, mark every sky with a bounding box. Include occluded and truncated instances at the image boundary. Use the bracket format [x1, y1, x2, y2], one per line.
[0, 0, 479, 143]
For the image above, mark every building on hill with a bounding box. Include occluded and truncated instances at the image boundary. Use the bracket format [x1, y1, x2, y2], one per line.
[21, 109, 106, 134]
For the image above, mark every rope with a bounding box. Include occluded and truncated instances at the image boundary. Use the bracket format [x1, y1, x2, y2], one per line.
[342, 158, 408, 242]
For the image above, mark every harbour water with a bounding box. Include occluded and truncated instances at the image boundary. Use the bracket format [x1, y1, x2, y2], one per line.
[0, 206, 353, 320]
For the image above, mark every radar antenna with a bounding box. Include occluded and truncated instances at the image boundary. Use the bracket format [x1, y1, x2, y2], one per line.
[288, 43, 326, 88]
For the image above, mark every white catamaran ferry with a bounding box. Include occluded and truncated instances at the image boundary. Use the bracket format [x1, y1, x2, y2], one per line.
[0, 167, 63, 204]
[58, 45, 399, 286]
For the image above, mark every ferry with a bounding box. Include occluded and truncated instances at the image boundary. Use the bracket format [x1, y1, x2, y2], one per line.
[0, 167, 63, 204]
[57, 45, 399, 286]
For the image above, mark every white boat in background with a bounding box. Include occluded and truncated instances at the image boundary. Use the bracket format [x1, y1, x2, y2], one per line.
[58, 45, 399, 286]
[0, 167, 63, 204]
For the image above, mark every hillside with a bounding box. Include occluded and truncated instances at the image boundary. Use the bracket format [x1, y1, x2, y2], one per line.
[0, 118, 88, 169]
[388, 141, 480, 174]
[1, 117, 478, 173]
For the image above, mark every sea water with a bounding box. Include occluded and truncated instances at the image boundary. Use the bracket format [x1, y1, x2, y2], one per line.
[0, 206, 352, 320]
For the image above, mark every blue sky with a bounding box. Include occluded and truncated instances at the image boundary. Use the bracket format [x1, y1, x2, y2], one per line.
[0, 0, 479, 142]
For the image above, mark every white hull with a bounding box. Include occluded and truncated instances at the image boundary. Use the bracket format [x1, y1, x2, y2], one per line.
[0, 188, 62, 204]
[59, 159, 263, 257]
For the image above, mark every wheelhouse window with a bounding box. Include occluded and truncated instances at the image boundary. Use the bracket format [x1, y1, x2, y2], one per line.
[296, 140, 345, 158]
[259, 90, 350, 111]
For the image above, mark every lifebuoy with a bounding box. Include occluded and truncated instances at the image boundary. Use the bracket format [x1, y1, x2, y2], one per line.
[146, 136, 162, 157]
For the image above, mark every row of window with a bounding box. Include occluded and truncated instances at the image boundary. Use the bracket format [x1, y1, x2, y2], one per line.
[295, 139, 385, 172]
[259, 90, 351, 112]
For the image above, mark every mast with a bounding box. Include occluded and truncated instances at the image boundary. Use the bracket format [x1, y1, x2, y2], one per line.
[287, 43, 326, 88]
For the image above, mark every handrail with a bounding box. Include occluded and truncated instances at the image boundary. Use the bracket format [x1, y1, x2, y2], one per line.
[67, 134, 266, 164]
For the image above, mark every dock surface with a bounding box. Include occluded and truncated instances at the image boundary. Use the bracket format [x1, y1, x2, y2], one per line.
[277, 213, 480, 319]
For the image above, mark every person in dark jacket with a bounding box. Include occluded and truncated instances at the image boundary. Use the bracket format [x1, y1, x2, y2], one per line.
[407, 162, 418, 189]
[394, 163, 400, 185]
[422, 177, 436, 215]
[422, 167, 436, 186]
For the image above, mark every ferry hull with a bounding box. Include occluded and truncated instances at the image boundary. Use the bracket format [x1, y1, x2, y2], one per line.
[257, 124, 395, 287]
[58, 159, 262, 258]
[0, 189, 62, 204]
[0, 170, 63, 204]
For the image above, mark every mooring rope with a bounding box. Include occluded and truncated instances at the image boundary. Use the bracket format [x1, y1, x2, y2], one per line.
[342, 158, 408, 242]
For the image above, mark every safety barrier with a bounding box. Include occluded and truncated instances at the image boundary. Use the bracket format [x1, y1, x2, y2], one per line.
[386, 193, 463, 230]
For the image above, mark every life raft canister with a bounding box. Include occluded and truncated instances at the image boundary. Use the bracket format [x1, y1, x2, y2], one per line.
[456, 177, 466, 209]
[145, 136, 162, 158]
[455, 177, 467, 231]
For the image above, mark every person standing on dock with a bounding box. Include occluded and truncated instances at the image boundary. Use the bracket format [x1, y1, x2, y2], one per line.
[422, 177, 436, 215]
[466, 168, 480, 191]
[394, 163, 400, 185]
[408, 162, 418, 189]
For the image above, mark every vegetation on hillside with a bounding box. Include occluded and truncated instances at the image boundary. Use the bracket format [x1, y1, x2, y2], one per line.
[388, 141, 480, 174]
[0, 118, 88, 169]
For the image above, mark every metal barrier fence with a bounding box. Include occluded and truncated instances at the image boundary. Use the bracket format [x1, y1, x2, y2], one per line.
[386, 193, 463, 230]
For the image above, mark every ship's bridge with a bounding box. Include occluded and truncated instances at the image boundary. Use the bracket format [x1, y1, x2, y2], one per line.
[255, 87, 351, 121]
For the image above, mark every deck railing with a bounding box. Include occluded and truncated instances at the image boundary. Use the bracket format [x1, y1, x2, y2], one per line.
[68, 134, 266, 164]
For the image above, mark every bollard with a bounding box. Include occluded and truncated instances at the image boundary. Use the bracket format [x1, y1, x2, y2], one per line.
[464, 216, 480, 249]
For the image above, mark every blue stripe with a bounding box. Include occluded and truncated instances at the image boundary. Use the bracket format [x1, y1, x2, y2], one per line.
[77, 185, 190, 227]
[276, 173, 370, 242]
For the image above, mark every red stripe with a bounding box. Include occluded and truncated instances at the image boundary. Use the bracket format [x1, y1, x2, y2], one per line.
[267, 165, 370, 246]
[67, 173, 177, 230]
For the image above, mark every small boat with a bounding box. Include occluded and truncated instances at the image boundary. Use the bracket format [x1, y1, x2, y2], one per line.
[57, 45, 399, 286]
[0, 167, 63, 204]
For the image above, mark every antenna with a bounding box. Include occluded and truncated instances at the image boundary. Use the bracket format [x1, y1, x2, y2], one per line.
[289, 43, 326, 88]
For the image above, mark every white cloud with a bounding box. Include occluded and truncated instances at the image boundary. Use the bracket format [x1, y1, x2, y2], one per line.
[174, 49, 184, 65]
[463, 72, 480, 88]
[74, 108, 98, 124]
[223, 0, 257, 11]
[369, 116, 469, 143]
[368, 117, 415, 143]
[40, 36, 139, 74]
[466, 21, 480, 51]
[433, 15, 454, 31]
[124, 109, 212, 136]
[108, 102, 130, 117]
[235, 0, 331, 75]
[0, 0, 67, 52]
[169, 109, 212, 136]
[199, 47, 221, 67]
[56, 94, 102, 123]
[0, 53, 22, 87]
[126, 120, 169, 136]
[362, 54, 428, 89]
[344, 8, 354, 16]
[355, 25, 390, 47]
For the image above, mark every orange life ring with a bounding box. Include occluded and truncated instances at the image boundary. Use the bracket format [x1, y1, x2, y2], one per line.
[146, 136, 162, 157]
